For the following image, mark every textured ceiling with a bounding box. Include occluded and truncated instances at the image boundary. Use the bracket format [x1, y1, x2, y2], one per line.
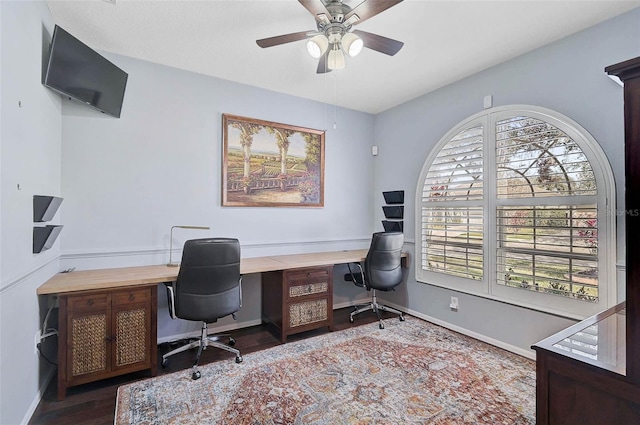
[46, 0, 640, 114]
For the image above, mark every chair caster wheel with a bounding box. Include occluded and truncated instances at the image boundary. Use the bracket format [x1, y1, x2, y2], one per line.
[349, 316, 354, 323]
[399, 315, 405, 322]
[191, 370, 201, 380]
[235, 356, 243, 364]
[161, 358, 169, 368]
[379, 323, 385, 329]
[229, 337, 236, 346]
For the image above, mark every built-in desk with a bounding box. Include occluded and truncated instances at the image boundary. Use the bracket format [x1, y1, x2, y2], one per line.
[36, 249, 409, 295]
[38, 249, 408, 399]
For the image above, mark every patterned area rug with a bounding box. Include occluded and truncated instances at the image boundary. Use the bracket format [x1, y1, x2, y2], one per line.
[115, 316, 535, 424]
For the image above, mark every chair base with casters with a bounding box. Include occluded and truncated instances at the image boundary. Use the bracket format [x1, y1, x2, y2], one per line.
[161, 321, 243, 380]
[345, 262, 405, 329]
[350, 288, 405, 329]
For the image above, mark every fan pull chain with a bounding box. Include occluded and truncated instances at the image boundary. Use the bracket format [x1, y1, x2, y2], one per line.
[324, 63, 328, 131]
[333, 72, 337, 130]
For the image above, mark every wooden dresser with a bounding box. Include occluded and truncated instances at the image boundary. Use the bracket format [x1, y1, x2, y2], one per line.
[262, 266, 334, 343]
[533, 56, 640, 425]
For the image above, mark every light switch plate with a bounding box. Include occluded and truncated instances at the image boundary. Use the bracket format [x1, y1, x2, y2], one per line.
[483, 95, 493, 109]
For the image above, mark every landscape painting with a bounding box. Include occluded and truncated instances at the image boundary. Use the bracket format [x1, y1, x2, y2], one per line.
[222, 114, 325, 207]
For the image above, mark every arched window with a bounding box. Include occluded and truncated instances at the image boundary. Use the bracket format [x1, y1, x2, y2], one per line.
[416, 106, 616, 318]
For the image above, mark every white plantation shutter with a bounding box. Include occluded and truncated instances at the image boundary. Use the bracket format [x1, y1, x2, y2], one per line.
[495, 116, 599, 302]
[415, 106, 616, 318]
[420, 125, 484, 281]
[495, 116, 597, 199]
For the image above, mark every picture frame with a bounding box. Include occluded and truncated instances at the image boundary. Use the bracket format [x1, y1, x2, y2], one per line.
[222, 114, 325, 207]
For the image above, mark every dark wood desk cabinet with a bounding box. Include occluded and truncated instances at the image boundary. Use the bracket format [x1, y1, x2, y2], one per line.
[57, 285, 157, 400]
[533, 303, 640, 424]
[262, 266, 333, 343]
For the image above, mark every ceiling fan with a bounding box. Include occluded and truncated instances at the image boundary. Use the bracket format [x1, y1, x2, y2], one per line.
[256, 0, 404, 73]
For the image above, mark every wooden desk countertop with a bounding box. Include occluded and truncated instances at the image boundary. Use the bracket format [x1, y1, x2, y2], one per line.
[37, 249, 408, 295]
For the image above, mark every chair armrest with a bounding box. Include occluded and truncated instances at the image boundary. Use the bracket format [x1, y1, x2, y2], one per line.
[239, 276, 243, 308]
[164, 282, 177, 320]
[346, 263, 366, 288]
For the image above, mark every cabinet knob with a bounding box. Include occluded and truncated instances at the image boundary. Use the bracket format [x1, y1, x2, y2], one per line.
[87, 299, 94, 306]
[129, 294, 135, 301]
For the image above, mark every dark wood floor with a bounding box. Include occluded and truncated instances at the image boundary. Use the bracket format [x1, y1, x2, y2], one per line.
[29, 307, 399, 425]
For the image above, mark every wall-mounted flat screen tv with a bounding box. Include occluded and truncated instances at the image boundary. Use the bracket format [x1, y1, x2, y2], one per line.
[44, 25, 128, 118]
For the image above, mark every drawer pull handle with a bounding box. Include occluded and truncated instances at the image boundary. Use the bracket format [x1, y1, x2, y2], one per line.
[129, 294, 135, 301]
[87, 300, 94, 306]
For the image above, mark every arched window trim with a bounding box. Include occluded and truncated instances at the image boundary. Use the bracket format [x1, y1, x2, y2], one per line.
[415, 105, 616, 320]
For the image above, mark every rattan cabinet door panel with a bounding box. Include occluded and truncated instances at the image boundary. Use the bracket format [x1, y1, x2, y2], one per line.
[67, 309, 110, 381]
[112, 302, 151, 373]
[64, 292, 110, 383]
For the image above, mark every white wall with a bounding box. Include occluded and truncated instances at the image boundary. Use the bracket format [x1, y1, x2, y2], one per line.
[374, 8, 640, 355]
[0, 1, 62, 424]
[59, 52, 377, 339]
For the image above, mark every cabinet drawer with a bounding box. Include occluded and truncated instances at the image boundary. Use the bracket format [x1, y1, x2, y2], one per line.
[286, 267, 331, 284]
[285, 266, 332, 301]
[112, 288, 150, 306]
[67, 293, 109, 313]
[288, 298, 328, 329]
[289, 281, 329, 298]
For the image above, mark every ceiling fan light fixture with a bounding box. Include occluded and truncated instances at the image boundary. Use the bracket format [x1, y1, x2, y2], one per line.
[341, 32, 363, 57]
[306, 34, 329, 59]
[327, 46, 345, 70]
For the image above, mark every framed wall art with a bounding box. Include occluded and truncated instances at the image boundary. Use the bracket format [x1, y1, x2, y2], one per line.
[222, 114, 325, 207]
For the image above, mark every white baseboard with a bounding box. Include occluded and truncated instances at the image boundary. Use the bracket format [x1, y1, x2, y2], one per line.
[333, 298, 370, 310]
[380, 300, 536, 360]
[22, 366, 56, 425]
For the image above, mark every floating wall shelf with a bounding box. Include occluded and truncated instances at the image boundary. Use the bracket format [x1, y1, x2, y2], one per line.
[382, 190, 404, 232]
[33, 195, 63, 222]
[33, 195, 63, 253]
[33, 225, 63, 254]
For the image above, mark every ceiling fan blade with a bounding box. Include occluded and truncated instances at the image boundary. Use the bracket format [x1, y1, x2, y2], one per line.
[316, 51, 332, 74]
[345, 0, 403, 25]
[256, 31, 310, 48]
[353, 30, 404, 56]
[298, 0, 332, 21]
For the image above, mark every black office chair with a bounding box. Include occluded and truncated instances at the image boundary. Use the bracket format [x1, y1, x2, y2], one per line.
[162, 238, 243, 380]
[345, 232, 405, 329]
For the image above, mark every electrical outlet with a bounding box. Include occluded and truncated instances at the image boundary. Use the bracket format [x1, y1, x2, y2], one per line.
[450, 296, 459, 311]
[34, 330, 41, 355]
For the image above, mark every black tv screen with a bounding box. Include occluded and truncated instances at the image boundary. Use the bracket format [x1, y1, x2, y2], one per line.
[44, 25, 128, 118]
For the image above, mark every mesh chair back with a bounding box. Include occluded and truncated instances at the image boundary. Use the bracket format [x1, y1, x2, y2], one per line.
[365, 232, 404, 291]
[175, 238, 241, 322]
